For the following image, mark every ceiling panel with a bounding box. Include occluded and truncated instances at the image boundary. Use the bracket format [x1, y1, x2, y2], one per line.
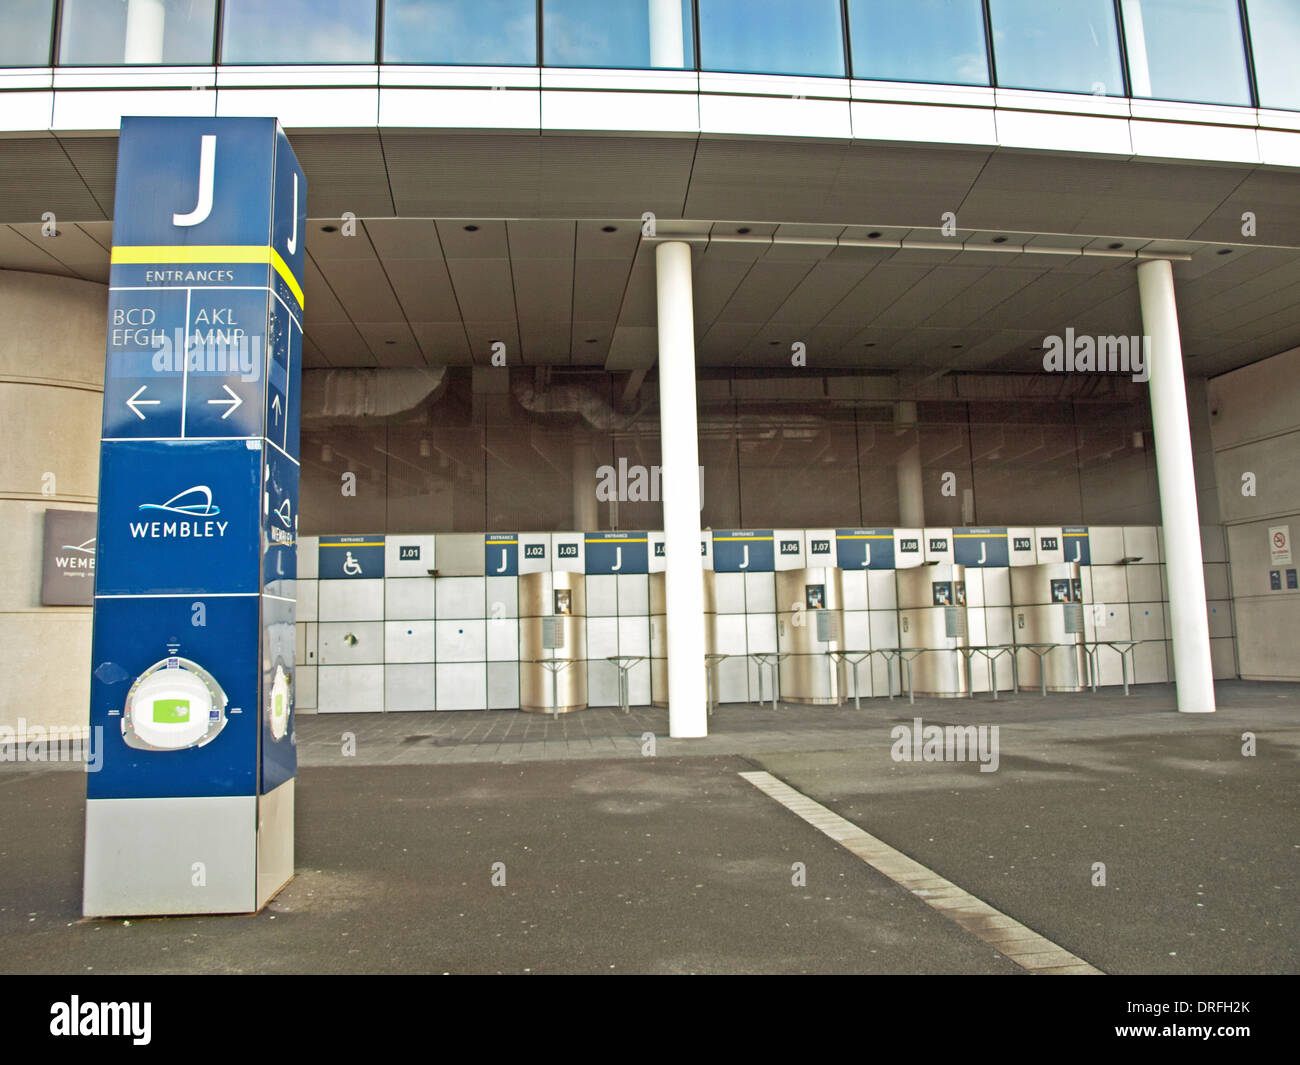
[445, 258, 516, 321]
[317, 258, 406, 322]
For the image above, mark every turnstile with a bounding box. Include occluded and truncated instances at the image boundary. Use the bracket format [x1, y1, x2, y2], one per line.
[649, 570, 716, 707]
[897, 564, 970, 697]
[1010, 562, 1087, 692]
[775, 568, 846, 704]
[519, 570, 587, 712]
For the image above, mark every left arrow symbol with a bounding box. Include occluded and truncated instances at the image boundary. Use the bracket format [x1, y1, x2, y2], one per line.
[207, 384, 243, 419]
[126, 385, 160, 420]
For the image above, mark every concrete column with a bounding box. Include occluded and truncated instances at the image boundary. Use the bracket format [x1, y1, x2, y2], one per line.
[124, 0, 166, 64]
[895, 402, 925, 528]
[648, 0, 685, 68]
[655, 241, 707, 738]
[1137, 258, 1215, 713]
[0, 272, 106, 736]
[572, 437, 597, 531]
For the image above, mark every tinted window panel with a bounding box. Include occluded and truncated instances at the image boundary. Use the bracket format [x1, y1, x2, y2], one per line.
[544, 0, 694, 70]
[384, 0, 537, 65]
[59, 0, 215, 65]
[0, 0, 54, 67]
[989, 0, 1125, 96]
[1121, 0, 1249, 105]
[699, 0, 846, 77]
[222, 0, 377, 64]
[1246, 0, 1300, 110]
[848, 0, 989, 86]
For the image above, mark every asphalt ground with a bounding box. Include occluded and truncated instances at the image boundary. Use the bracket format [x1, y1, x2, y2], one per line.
[0, 680, 1296, 975]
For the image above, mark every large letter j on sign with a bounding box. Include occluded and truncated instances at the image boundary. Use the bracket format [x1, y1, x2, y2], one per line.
[174, 135, 216, 228]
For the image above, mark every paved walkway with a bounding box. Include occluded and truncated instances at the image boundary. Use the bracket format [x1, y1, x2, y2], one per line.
[1, 679, 1294, 974]
[296, 680, 1300, 765]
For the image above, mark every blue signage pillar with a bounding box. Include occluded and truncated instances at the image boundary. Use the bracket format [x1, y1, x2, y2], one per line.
[84, 117, 305, 916]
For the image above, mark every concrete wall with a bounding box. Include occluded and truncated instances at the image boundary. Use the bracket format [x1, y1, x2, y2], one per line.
[0, 270, 105, 733]
[1209, 346, 1300, 681]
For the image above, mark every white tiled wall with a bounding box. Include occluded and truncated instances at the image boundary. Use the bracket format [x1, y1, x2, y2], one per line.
[298, 525, 1230, 713]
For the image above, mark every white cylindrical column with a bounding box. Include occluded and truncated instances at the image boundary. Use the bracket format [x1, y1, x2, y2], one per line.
[572, 437, 597, 531]
[1137, 258, 1215, 713]
[124, 0, 166, 64]
[655, 241, 707, 738]
[896, 402, 925, 527]
[648, 0, 685, 68]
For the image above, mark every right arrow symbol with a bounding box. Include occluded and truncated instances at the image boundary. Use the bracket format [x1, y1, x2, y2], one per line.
[207, 384, 243, 419]
[125, 385, 160, 420]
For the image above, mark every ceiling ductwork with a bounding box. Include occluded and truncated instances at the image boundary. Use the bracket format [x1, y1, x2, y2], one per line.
[511, 375, 645, 431]
[301, 367, 448, 427]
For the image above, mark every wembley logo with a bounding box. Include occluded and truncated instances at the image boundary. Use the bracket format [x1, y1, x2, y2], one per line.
[130, 485, 228, 540]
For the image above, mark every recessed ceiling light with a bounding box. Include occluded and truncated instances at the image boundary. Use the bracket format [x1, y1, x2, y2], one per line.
[991, 236, 1008, 244]
[1218, 248, 1233, 255]
[463, 224, 479, 232]
[867, 231, 882, 239]
[585, 338, 598, 344]
[384, 340, 396, 345]
[950, 344, 963, 349]
[601, 225, 617, 233]
[321, 224, 337, 233]
[864, 342, 876, 347]
[737, 227, 752, 235]
[1108, 242, 1124, 250]
[768, 340, 781, 346]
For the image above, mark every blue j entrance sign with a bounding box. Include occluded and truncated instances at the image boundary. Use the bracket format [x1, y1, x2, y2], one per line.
[84, 117, 305, 917]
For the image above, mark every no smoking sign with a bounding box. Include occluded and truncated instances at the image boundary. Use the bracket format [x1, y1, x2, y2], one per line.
[1269, 525, 1292, 565]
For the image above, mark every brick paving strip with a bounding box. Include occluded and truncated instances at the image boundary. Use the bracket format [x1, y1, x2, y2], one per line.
[738, 769, 1104, 975]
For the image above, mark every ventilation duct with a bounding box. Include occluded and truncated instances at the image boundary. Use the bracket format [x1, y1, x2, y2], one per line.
[511, 376, 644, 431]
[300, 367, 448, 426]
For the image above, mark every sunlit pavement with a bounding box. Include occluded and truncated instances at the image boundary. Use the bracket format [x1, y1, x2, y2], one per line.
[1, 681, 1295, 973]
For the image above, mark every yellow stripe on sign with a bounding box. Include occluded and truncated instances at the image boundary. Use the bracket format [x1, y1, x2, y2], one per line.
[586, 538, 647, 544]
[714, 536, 773, 541]
[838, 534, 892, 539]
[321, 541, 384, 548]
[487, 540, 518, 545]
[110, 244, 305, 309]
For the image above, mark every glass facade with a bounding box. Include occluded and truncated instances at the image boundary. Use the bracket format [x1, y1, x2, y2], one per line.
[988, 0, 1125, 96]
[847, 0, 989, 86]
[59, 0, 215, 66]
[0, 0, 53, 67]
[1120, 0, 1250, 106]
[0, 1, 1294, 111]
[297, 384, 1157, 535]
[220, 0, 377, 64]
[1246, 0, 1300, 111]
[699, 0, 845, 78]
[383, 0, 537, 66]
[544, 0, 693, 70]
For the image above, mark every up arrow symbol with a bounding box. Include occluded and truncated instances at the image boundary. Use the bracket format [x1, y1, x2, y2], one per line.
[271, 393, 282, 425]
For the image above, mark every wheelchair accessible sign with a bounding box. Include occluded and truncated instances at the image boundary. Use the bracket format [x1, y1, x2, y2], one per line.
[319, 535, 385, 579]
